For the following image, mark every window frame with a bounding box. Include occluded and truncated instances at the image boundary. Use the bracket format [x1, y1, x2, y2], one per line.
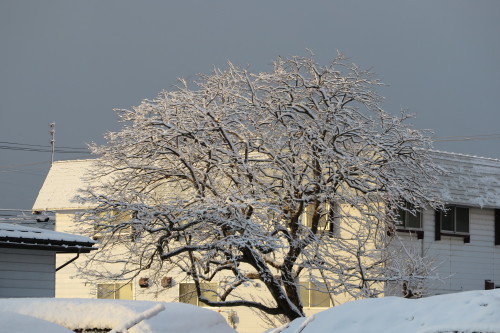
[299, 281, 331, 308]
[178, 282, 218, 307]
[395, 202, 423, 231]
[303, 202, 338, 237]
[92, 210, 139, 242]
[96, 282, 133, 300]
[440, 205, 470, 235]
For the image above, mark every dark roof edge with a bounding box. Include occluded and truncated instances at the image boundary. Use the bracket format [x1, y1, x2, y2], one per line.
[0, 240, 96, 253]
[0, 236, 96, 253]
[429, 149, 500, 163]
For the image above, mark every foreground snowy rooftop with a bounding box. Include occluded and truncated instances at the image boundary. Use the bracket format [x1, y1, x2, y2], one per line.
[1, 290, 498, 332]
[0, 311, 73, 333]
[273, 289, 500, 333]
[0, 298, 236, 333]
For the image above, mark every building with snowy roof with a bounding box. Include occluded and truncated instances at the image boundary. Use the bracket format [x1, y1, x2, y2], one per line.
[0, 222, 95, 298]
[398, 150, 500, 294]
[31, 151, 500, 331]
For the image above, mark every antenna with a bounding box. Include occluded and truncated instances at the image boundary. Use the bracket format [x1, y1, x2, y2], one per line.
[49, 123, 55, 165]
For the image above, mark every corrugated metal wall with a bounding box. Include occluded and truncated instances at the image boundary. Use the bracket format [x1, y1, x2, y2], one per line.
[0, 248, 55, 297]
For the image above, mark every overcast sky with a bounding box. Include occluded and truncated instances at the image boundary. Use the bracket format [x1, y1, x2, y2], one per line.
[1, 0, 499, 210]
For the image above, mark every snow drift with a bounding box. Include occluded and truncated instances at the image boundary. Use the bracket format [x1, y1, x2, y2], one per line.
[0, 298, 236, 333]
[271, 289, 500, 333]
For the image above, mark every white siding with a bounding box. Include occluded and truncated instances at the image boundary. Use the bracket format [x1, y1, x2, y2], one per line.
[422, 208, 500, 294]
[0, 248, 55, 297]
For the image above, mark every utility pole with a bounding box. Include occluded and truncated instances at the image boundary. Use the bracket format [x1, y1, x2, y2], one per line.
[50, 123, 55, 165]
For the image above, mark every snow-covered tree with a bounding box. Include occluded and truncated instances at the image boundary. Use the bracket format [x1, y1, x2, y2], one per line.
[80, 54, 442, 321]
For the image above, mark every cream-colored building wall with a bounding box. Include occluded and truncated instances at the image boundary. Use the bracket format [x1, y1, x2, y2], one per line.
[51, 197, 500, 332]
[55, 211, 95, 298]
[32, 154, 500, 332]
[50, 207, 500, 332]
[53, 210, 303, 333]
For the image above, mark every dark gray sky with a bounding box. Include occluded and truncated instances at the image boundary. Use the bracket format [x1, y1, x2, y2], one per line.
[1, 0, 499, 209]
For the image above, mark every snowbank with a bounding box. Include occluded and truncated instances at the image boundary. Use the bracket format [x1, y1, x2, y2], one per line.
[0, 311, 72, 333]
[0, 298, 236, 333]
[272, 289, 500, 333]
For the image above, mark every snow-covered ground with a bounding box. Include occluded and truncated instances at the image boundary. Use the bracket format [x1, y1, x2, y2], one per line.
[271, 289, 500, 333]
[0, 298, 236, 333]
[0, 311, 73, 333]
[1, 290, 499, 332]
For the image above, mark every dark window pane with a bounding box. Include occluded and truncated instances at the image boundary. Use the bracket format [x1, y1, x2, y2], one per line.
[441, 208, 455, 232]
[395, 202, 422, 229]
[328, 205, 335, 233]
[456, 207, 469, 233]
[396, 207, 406, 227]
[407, 210, 421, 229]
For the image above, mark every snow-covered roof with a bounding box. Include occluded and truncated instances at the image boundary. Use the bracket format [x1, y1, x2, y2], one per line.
[0, 298, 236, 333]
[430, 150, 500, 208]
[1, 312, 72, 333]
[32, 159, 98, 211]
[0, 223, 96, 253]
[277, 289, 500, 333]
[0, 209, 55, 230]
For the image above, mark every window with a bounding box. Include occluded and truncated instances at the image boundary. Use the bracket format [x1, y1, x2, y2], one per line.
[441, 206, 469, 233]
[395, 202, 422, 230]
[303, 203, 336, 234]
[93, 211, 139, 241]
[299, 281, 331, 308]
[179, 282, 218, 306]
[97, 283, 133, 300]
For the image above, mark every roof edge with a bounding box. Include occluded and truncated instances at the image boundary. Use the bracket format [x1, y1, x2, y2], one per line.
[429, 149, 500, 163]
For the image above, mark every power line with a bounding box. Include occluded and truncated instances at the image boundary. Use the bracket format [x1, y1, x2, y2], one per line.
[0, 138, 90, 155]
[433, 133, 500, 139]
[432, 133, 500, 142]
[2, 130, 499, 154]
[0, 145, 90, 154]
[0, 140, 88, 150]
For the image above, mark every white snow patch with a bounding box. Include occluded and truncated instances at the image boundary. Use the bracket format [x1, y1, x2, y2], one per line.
[109, 303, 165, 333]
[0, 298, 236, 333]
[276, 289, 500, 333]
[0, 311, 73, 333]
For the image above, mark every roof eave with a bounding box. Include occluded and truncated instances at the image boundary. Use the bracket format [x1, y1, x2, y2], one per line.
[0, 237, 96, 253]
